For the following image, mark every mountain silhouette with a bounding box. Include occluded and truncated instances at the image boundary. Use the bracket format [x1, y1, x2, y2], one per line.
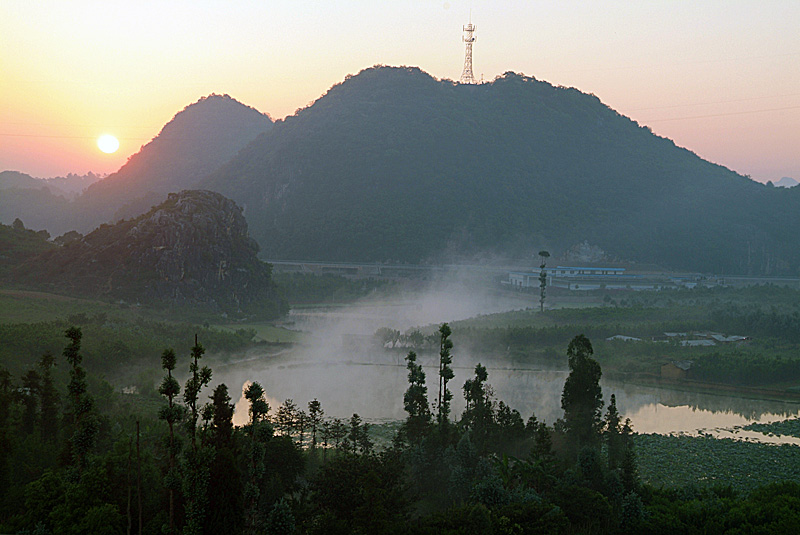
[204, 66, 800, 275]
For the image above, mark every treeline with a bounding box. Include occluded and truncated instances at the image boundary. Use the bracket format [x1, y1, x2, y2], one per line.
[2, 327, 800, 534]
[711, 305, 800, 343]
[0, 314, 256, 378]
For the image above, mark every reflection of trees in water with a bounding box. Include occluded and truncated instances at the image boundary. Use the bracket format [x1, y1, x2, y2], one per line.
[217, 340, 800, 426]
[604, 380, 800, 421]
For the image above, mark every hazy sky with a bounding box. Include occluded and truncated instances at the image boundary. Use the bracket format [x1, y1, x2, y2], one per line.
[1, 1, 798, 182]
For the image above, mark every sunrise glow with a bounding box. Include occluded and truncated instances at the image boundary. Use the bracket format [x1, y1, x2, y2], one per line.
[97, 134, 120, 154]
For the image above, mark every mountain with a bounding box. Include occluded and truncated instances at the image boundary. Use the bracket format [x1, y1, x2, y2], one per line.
[0, 172, 103, 230]
[204, 66, 800, 275]
[775, 177, 798, 188]
[12, 190, 287, 318]
[0, 94, 272, 235]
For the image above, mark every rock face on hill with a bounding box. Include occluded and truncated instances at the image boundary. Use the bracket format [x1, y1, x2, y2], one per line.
[16, 190, 286, 317]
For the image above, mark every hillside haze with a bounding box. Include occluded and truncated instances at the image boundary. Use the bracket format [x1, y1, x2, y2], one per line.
[205, 66, 800, 275]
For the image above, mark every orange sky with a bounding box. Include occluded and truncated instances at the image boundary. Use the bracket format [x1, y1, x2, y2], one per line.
[1, 1, 798, 183]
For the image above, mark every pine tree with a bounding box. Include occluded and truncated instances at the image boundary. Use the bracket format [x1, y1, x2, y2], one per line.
[604, 394, 623, 470]
[437, 323, 455, 427]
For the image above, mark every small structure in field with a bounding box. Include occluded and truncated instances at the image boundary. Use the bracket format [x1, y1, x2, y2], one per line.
[661, 360, 694, 380]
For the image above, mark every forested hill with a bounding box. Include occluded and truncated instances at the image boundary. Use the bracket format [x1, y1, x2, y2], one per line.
[1, 95, 273, 236]
[204, 66, 800, 275]
[12, 190, 287, 318]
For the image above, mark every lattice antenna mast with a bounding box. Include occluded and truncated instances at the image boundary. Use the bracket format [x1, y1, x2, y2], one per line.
[460, 18, 477, 84]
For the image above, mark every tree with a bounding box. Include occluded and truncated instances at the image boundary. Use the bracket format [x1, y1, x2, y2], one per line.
[538, 250, 550, 312]
[206, 384, 243, 535]
[181, 337, 213, 535]
[38, 352, 59, 443]
[561, 335, 603, 452]
[244, 382, 271, 535]
[20, 368, 41, 435]
[461, 363, 494, 452]
[308, 399, 324, 450]
[276, 399, 298, 439]
[437, 323, 455, 427]
[402, 351, 431, 444]
[620, 418, 638, 493]
[183, 339, 212, 452]
[158, 348, 182, 534]
[344, 413, 372, 455]
[604, 394, 623, 470]
[0, 367, 12, 502]
[63, 326, 98, 473]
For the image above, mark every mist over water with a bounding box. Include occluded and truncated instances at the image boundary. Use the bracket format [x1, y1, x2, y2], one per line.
[212, 277, 800, 439]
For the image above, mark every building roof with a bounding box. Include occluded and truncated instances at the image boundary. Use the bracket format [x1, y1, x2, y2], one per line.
[555, 266, 626, 272]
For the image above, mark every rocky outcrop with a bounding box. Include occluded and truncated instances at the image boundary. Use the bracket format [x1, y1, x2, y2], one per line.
[16, 190, 286, 317]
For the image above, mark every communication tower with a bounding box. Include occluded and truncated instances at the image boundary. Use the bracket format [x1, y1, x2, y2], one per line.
[460, 19, 477, 84]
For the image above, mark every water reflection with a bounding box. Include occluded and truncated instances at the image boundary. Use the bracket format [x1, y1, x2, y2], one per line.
[216, 298, 800, 442]
[217, 348, 800, 441]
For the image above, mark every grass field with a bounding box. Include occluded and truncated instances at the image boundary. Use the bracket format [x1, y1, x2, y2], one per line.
[0, 289, 137, 324]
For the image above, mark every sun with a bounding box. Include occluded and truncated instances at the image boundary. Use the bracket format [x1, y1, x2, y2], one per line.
[97, 134, 120, 154]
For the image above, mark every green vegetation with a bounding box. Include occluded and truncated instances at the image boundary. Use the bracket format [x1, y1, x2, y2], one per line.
[0, 220, 54, 278]
[745, 417, 800, 438]
[636, 434, 800, 493]
[3, 327, 799, 534]
[208, 65, 800, 275]
[449, 285, 800, 390]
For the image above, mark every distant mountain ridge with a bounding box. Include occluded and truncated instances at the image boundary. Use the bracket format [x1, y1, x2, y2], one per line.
[0, 94, 272, 235]
[0, 171, 103, 198]
[775, 177, 798, 188]
[204, 66, 800, 276]
[12, 190, 286, 317]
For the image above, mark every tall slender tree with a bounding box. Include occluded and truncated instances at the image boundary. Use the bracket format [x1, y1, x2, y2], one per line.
[184, 339, 212, 452]
[244, 382, 270, 535]
[308, 399, 324, 450]
[158, 348, 182, 535]
[181, 337, 212, 535]
[63, 327, 98, 473]
[436, 323, 454, 427]
[604, 394, 623, 470]
[538, 250, 550, 312]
